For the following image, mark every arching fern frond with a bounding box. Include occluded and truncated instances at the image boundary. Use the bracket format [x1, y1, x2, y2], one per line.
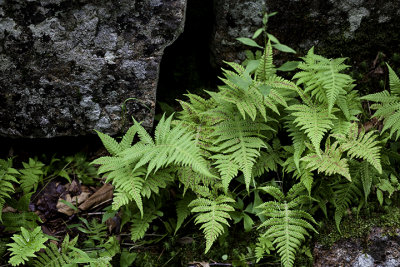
[257, 185, 317, 267]
[130, 206, 163, 242]
[287, 104, 336, 154]
[33, 235, 78, 267]
[361, 65, 400, 140]
[334, 123, 382, 173]
[7, 227, 49, 266]
[189, 195, 235, 253]
[256, 40, 275, 82]
[0, 159, 19, 221]
[332, 178, 362, 232]
[210, 112, 271, 191]
[293, 48, 353, 114]
[301, 140, 351, 180]
[121, 115, 213, 178]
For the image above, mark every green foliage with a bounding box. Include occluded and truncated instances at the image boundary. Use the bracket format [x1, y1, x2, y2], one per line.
[32, 235, 79, 267]
[189, 195, 235, 253]
[7, 226, 49, 266]
[362, 64, 400, 140]
[0, 158, 19, 221]
[257, 185, 317, 267]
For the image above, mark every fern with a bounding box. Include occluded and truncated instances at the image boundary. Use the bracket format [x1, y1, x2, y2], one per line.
[332, 177, 362, 232]
[361, 64, 400, 140]
[130, 207, 162, 242]
[293, 48, 353, 114]
[175, 193, 196, 234]
[210, 110, 271, 191]
[301, 140, 351, 180]
[0, 158, 19, 221]
[255, 40, 276, 82]
[7, 226, 49, 266]
[287, 103, 336, 154]
[257, 185, 317, 267]
[33, 235, 78, 267]
[19, 158, 45, 194]
[333, 123, 382, 173]
[189, 195, 235, 253]
[120, 115, 213, 177]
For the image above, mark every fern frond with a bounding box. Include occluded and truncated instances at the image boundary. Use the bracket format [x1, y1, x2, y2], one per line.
[141, 169, 174, 199]
[7, 227, 48, 266]
[33, 235, 78, 267]
[256, 40, 275, 82]
[19, 158, 45, 194]
[211, 113, 270, 191]
[332, 178, 362, 232]
[388, 64, 400, 96]
[361, 65, 400, 140]
[301, 140, 351, 180]
[130, 208, 163, 242]
[177, 166, 216, 197]
[95, 130, 122, 156]
[0, 159, 19, 221]
[105, 166, 144, 215]
[175, 193, 196, 234]
[189, 195, 235, 253]
[288, 104, 336, 154]
[121, 115, 213, 178]
[257, 185, 317, 267]
[294, 49, 353, 113]
[350, 161, 380, 202]
[2, 211, 41, 232]
[334, 123, 382, 173]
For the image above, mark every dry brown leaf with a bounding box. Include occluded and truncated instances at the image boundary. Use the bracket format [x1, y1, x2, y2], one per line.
[78, 183, 113, 211]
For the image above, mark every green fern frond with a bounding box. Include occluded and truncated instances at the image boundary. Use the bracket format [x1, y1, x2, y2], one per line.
[0, 159, 19, 221]
[361, 65, 400, 140]
[189, 195, 235, 253]
[121, 115, 213, 178]
[95, 130, 122, 156]
[7, 226, 48, 266]
[2, 211, 40, 232]
[211, 154, 239, 193]
[288, 104, 336, 154]
[388, 64, 400, 96]
[141, 169, 174, 199]
[211, 113, 270, 191]
[301, 140, 351, 180]
[294, 49, 353, 113]
[104, 166, 144, 215]
[175, 193, 196, 234]
[334, 123, 382, 173]
[350, 161, 380, 202]
[33, 235, 78, 267]
[177, 166, 216, 196]
[130, 208, 163, 242]
[257, 185, 317, 267]
[332, 178, 362, 232]
[256, 40, 275, 82]
[19, 158, 45, 194]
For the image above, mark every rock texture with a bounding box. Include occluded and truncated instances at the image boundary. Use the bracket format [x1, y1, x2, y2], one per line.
[0, 0, 186, 138]
[212, 0, 400, 67]
[313, 227, 400, 267]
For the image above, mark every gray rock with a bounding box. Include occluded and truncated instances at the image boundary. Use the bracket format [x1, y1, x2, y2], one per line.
[0, 0, 186, 138]
[212, 0, 400, 67]
[314, 227, 400, 267]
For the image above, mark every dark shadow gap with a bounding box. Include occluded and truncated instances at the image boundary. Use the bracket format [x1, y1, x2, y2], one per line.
[156, 0, 218, 111]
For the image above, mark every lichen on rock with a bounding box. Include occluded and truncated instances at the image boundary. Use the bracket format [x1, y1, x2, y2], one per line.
[0, 0, 186, 138]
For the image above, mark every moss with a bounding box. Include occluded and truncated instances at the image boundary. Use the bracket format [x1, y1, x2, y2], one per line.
[315, 205, 400, 248]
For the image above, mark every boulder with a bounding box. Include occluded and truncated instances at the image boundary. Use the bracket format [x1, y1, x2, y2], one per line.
[313, 227, 400, 267]
[0, 0, 186, 138]
[212, 0, 400, 67]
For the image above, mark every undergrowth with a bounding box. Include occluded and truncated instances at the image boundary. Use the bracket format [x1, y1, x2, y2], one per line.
[0, 12, 400, 267]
